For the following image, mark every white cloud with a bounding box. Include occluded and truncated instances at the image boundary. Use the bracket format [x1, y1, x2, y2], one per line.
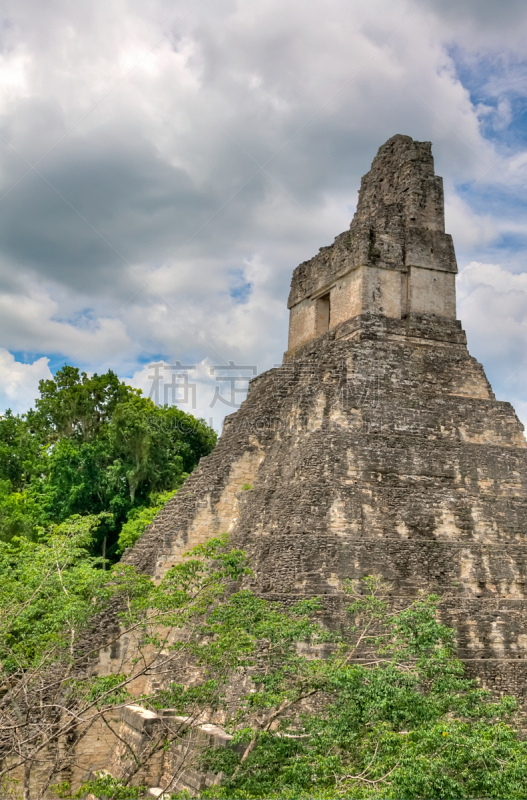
[445, 197, 498, 250]
[458, 261, 527, 427]
[0, 277, 132, 366]
[0, 349, 52, 416]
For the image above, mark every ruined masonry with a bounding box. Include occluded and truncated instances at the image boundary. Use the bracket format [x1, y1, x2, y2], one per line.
[125, 133, 527, 701]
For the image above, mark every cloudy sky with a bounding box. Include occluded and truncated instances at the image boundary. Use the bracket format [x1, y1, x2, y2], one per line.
[1, 0, 527, 430]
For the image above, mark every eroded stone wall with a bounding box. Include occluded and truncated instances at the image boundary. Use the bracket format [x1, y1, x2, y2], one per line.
[122, 310, 527, 701]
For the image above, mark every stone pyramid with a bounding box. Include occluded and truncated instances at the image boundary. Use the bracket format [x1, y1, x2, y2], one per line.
[125, 134, 527, 700]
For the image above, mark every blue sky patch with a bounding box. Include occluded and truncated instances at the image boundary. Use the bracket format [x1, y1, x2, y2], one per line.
[228, 268, 253, 304]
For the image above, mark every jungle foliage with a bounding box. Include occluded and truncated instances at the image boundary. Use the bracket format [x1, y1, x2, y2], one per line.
[197, 579, 527, 800]
[2, 523, 527, 799]
[0, 365, 216, 557]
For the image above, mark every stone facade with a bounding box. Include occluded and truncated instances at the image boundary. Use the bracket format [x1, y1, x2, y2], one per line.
[123, 134, 527, 703]
[287, 135, 457, 352]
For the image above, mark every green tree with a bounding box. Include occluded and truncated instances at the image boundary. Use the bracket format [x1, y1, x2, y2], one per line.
[58, 573, 527, 800]
[109, 399, 216, 503]
[0, 531, 248, 800]
[0, 480, 42, 543]
[0, 366, 217, 555]
[30, 366, 138, 443]
[0, 410, 41, 491]
[198, 578, 527, 800]
[0, 515, 114, 670]
[2, 531, 527, 800]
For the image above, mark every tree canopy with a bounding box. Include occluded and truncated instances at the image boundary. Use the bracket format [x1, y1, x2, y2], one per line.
[0, 366, 216, 557]
[2, 528, 527, 800]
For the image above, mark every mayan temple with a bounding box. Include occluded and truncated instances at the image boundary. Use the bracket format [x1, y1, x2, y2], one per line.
[56, 133, 527, 794]
[123, 134, 527, 700]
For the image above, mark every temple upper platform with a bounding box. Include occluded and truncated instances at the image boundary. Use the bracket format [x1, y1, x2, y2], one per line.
[287, 135, 458, 353]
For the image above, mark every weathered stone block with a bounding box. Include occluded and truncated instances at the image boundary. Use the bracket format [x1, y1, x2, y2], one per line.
[286, 135, 458, 352]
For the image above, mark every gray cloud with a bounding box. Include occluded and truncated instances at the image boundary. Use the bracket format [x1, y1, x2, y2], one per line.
[427, 0, 527, 33]
[423, 0, 527, 53]
[0, 0, 526, 424]
[0, 136, 218, 290]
